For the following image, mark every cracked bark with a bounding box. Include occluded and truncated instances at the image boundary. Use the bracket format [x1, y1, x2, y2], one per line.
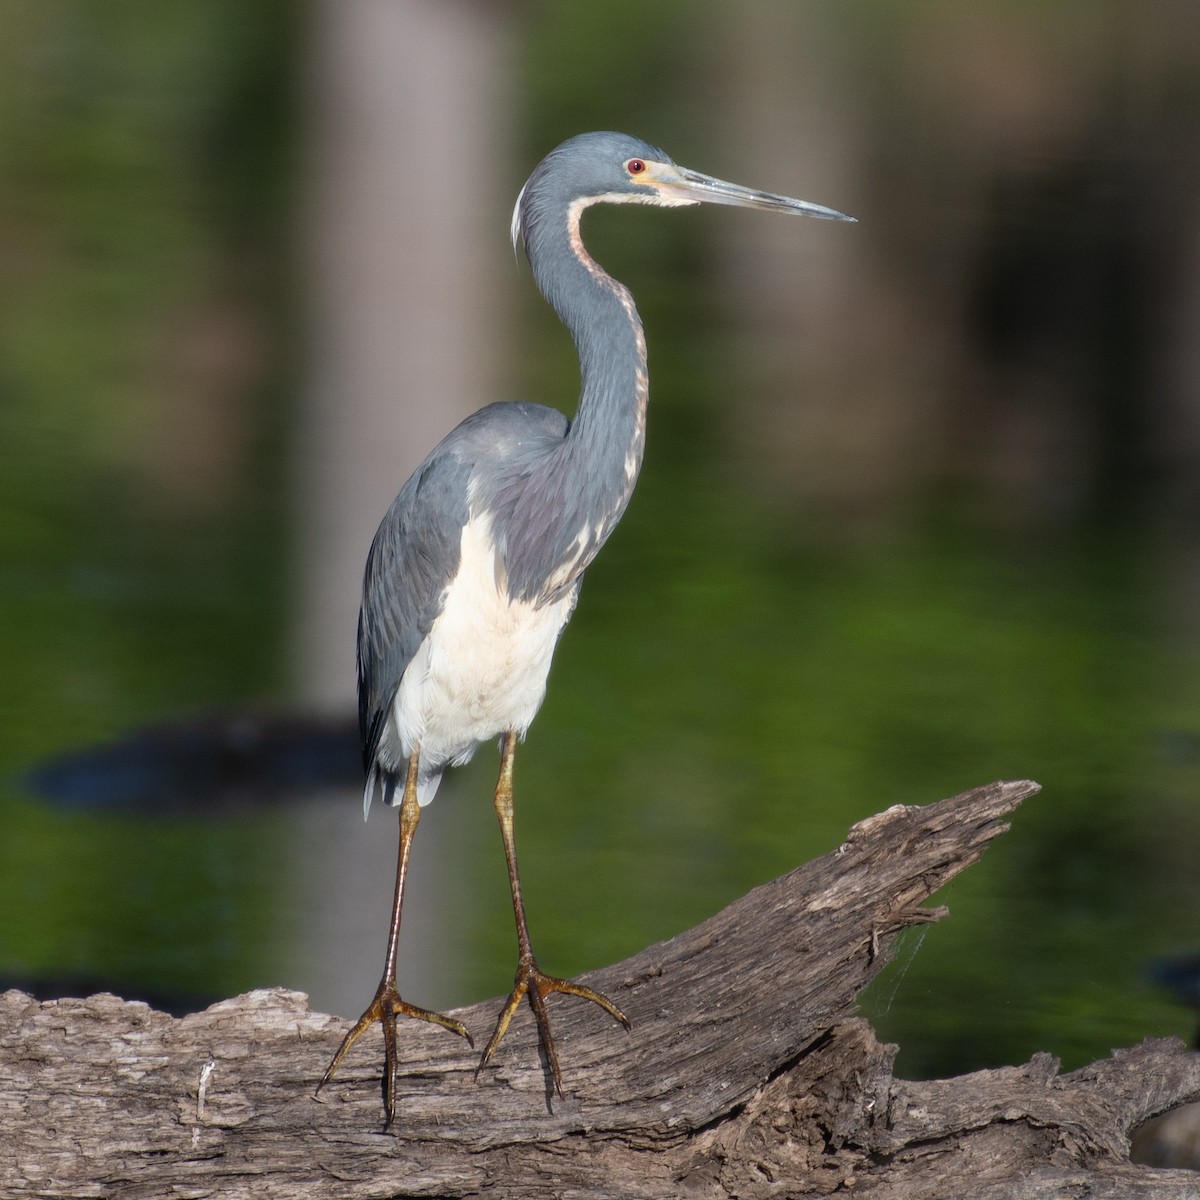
[4, 780, 1199, 1198]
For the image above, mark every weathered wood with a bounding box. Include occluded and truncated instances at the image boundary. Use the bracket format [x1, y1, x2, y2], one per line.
[3, 780, 1199, 1198]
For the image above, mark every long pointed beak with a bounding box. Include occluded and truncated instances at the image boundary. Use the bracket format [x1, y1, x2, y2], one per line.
[647, 162, 855, 222]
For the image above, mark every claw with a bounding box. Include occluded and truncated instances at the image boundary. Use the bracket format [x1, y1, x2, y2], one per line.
[317, 977, 473, 1126]
[479, 953, 629, 1094]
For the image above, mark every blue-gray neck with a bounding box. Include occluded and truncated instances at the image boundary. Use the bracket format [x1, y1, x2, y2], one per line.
[533, 201, 647, 486]
[500, 200, 648, 603]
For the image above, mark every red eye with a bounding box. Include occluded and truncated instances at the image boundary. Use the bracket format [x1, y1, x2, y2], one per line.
[627, 159, 646, 175]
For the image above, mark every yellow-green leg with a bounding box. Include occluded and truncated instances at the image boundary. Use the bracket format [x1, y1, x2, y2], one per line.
[316, 749, 472, 1126]
[479, 731, 630, 1093]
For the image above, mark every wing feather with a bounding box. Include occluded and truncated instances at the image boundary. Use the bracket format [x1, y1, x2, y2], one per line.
[356, 401, 571, 776]
[357, 450, 471, 773]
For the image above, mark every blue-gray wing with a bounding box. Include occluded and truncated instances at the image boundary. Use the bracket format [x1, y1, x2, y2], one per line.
[356, 401, 570, 773]
[357, 448, 471, 773]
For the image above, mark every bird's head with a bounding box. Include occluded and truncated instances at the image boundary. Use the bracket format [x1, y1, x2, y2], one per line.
[512, 130, 854, 254]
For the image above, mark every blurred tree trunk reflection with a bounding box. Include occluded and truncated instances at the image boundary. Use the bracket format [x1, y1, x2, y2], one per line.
[282, 0, 514, 1018]
[711, 2, 1200, 539]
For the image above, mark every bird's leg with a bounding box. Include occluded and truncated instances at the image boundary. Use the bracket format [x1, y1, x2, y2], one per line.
[316, 750, 472, 1126]
[479, 731, 630, 1093]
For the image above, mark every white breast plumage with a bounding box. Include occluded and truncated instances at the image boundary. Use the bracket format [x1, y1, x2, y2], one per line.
[391, 512, 575, 801]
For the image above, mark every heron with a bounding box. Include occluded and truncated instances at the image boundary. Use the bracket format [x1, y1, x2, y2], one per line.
[317, 131, 853, 1124]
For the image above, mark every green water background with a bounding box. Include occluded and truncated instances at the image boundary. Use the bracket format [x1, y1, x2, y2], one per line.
[2, 2, 1199, 1083]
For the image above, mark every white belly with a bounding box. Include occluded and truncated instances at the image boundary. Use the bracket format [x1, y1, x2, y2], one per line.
[391, 514, 575, 794]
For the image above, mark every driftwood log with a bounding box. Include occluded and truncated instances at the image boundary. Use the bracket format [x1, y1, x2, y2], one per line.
[3, 780, 1199, 1198]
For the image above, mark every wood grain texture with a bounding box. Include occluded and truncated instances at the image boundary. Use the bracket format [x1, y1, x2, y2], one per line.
[4, 780, 1199, 1198]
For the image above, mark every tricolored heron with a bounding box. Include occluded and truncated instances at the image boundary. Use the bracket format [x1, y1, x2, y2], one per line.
[318, 131, 853, 1124]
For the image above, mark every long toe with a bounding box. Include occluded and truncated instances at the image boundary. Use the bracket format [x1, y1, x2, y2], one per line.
[317, 979, 472, 1126]
[479, 957, 629, 1094]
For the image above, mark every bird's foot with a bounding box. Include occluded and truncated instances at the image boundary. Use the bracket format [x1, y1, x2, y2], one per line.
[316, 977, 473, 1126]
[479, 953, 630, 1094]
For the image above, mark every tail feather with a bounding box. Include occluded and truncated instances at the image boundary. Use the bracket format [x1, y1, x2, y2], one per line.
[362, 762, 443, 819]
[362, 766, 379, 821]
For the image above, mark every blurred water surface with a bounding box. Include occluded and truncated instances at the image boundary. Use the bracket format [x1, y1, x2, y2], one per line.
[2, 1, 1199, 1083]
